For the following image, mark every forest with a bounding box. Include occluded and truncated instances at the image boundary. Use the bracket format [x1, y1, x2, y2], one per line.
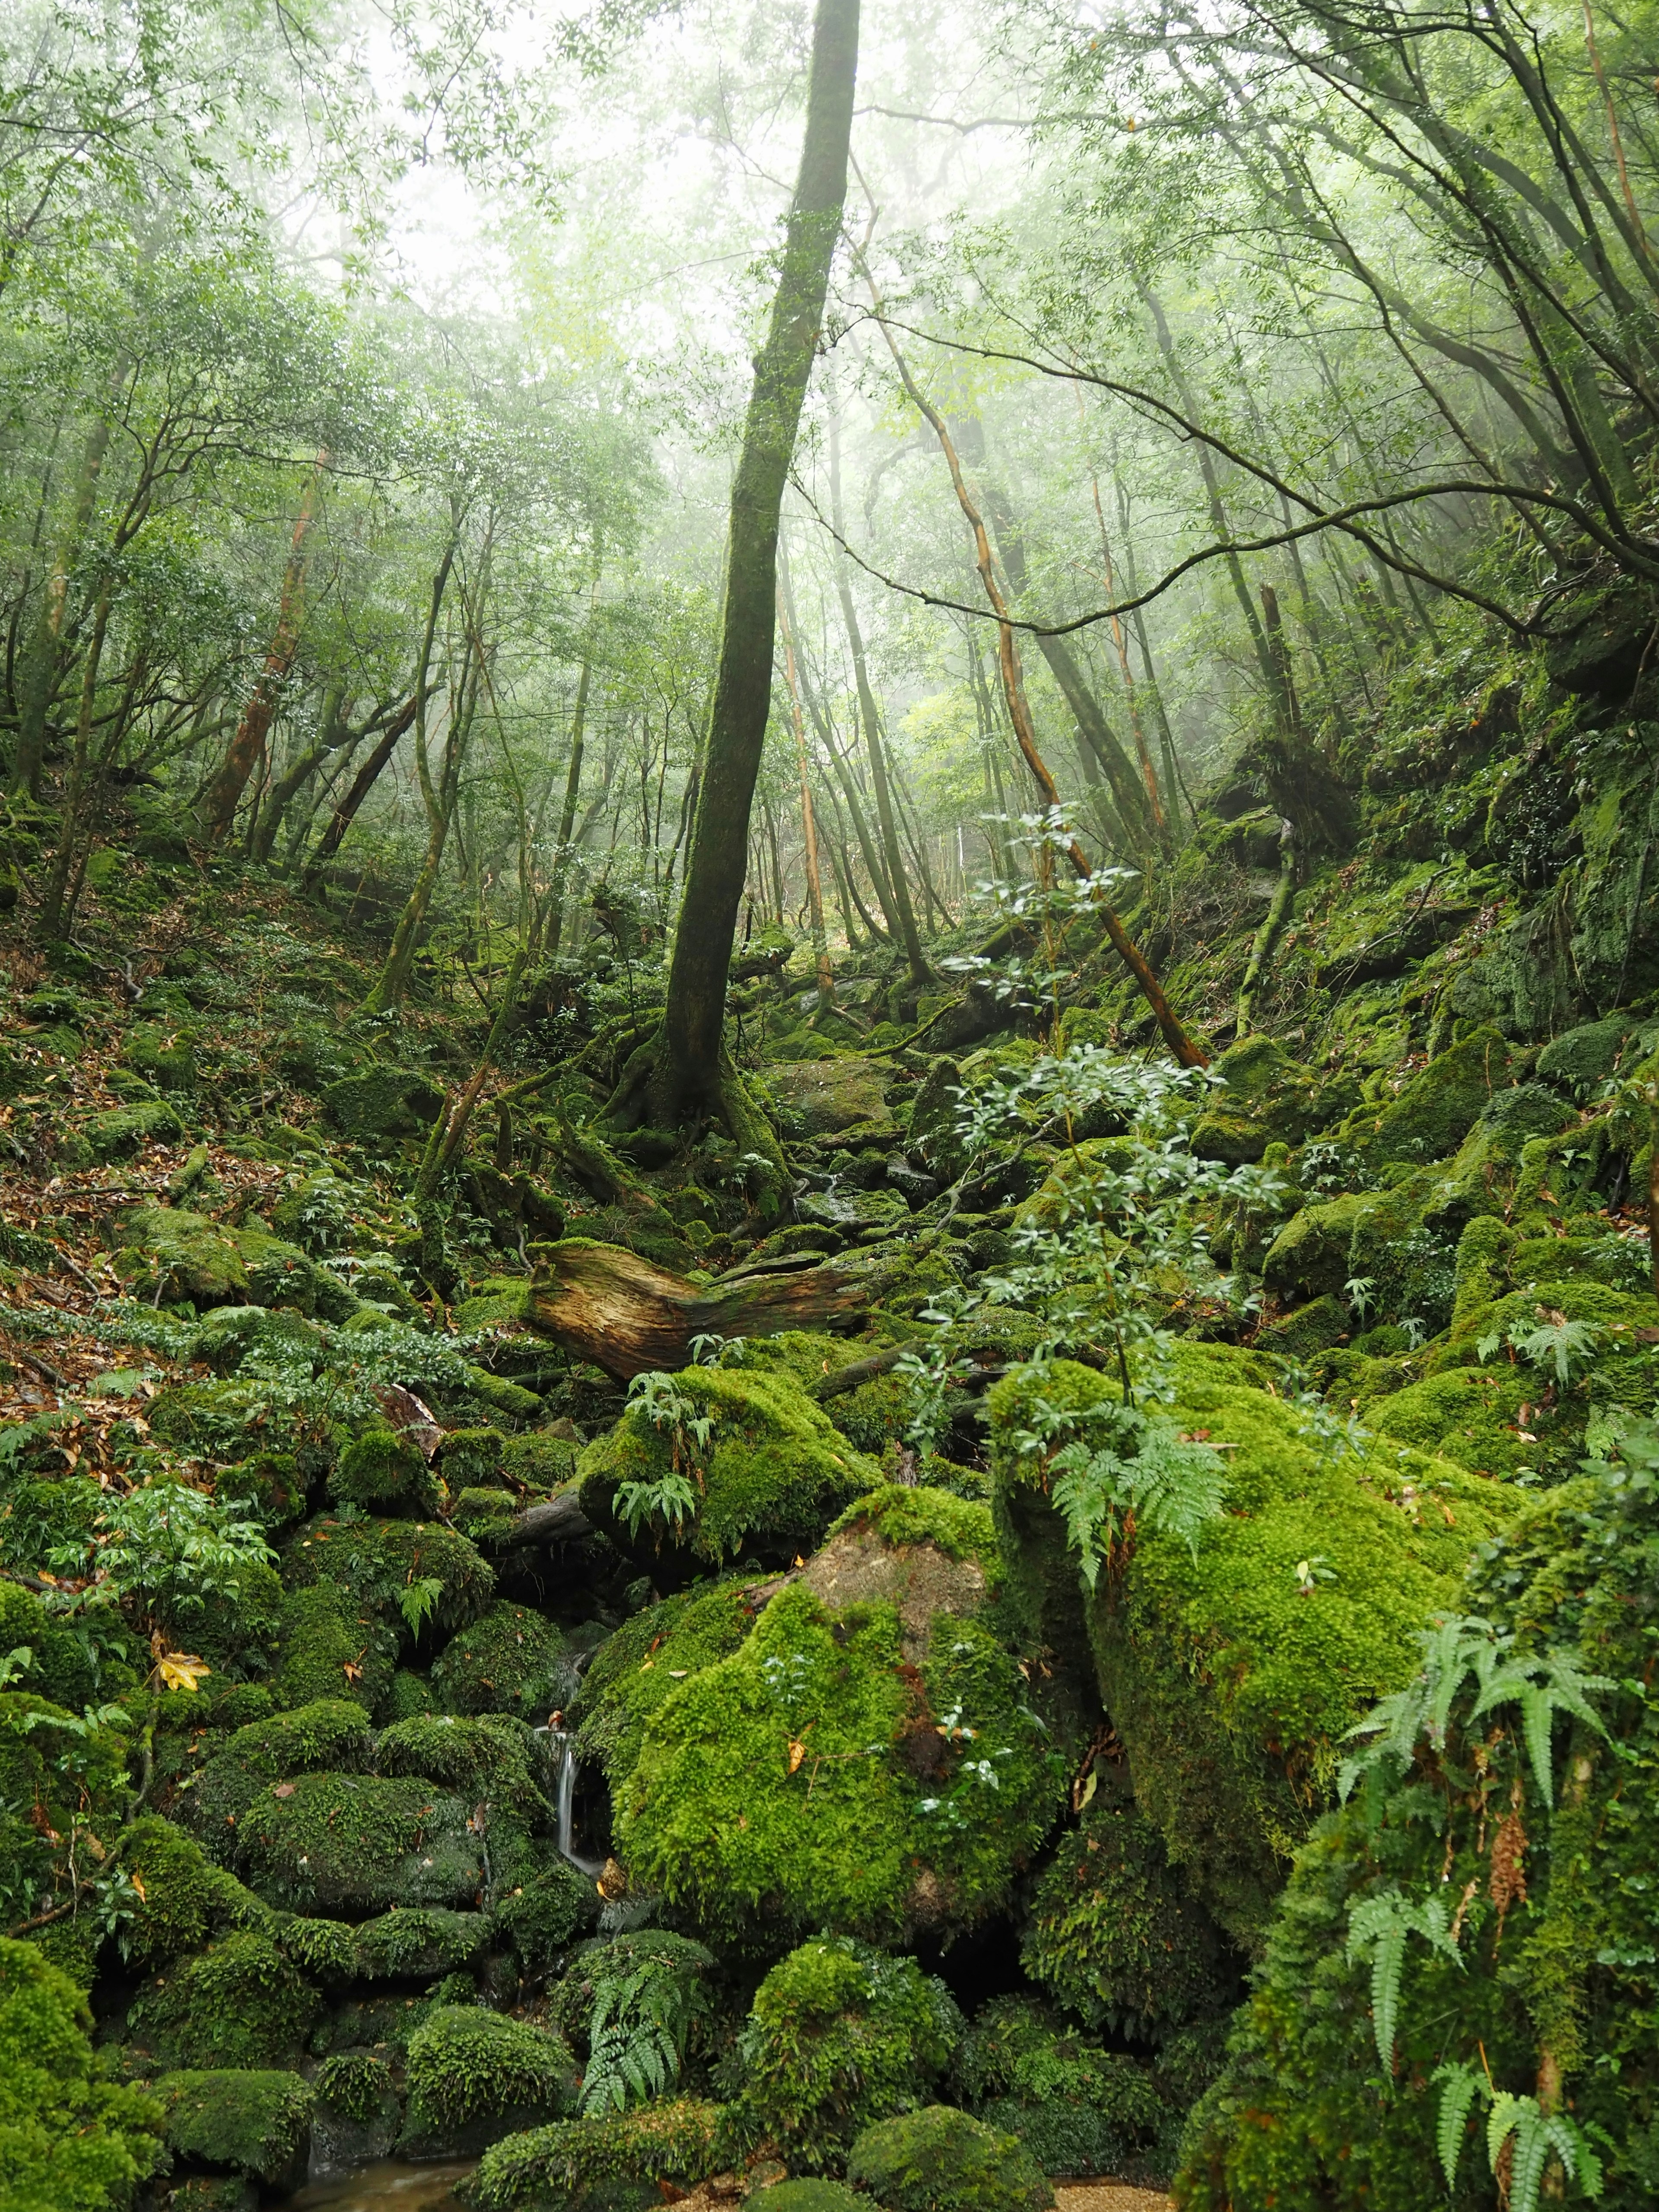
[2, 0, 1658, 2206]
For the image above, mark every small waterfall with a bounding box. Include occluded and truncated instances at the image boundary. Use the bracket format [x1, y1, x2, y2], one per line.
[538, 1727, 604, 1876]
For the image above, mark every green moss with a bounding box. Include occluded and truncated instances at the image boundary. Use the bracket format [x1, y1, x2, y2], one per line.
[951, 1997, 1164, 2180]
[271, 1582, 397, 1714]
[1452, 1213, 1514, 1324]
[229, 1770, 484, 1915]
[1190, 1036, 1356, 1165]
[1261, 1192, 1367, 1300]
[0, 1936, 164, 2212]
[321, 1067, 446, 1141]
[283, 1513, 495, 1642]
[114, 1817, 263, 1974]
[1022, 1796, 1234, 2035]
[463, 2094, 723, 2212]
[0, 1582, 108, 1712]
[500, 1431, 581, 1489]
[547, 1931, 713, 2053]
[278, 1916, 356, 1977]
[613, 1580, 1063, 1943]
[404, 2005, 578, 2148]
[1535, 1014, 1639, 1094]
[845, 2107, 1052, 2212]
[432, 1602, 572, 1725]
[823, 1486, 998, 1566]
[327, 1426, 439, 1513]
[989, 1344, 1513, 1945]
[151, 2070, 313, 2185]
[494, 1859, 602, 1970]
[453, 1487, 521, 1541]
[725, 1941, 962, 2173]
[126, 1930, 318, 2069]
[577, 1363, 880, 1566]
[1341, 1024, 1513, 1168]
[1366, 1364, 1546, 1480]
[437, 1427, 506, 1488]
[352, 1907, 491, 1981]
[315, 2050, 393, 2125]
[748, 2184, 878, 2212]
[384, 1668, 437, 1720]
[76, 1101, 187, 1161]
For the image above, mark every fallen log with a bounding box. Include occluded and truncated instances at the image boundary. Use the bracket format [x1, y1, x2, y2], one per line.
[524, 1235, 889, 1379]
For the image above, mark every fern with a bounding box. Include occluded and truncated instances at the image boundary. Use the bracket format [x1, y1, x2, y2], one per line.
[1487, 2094, 1605, 2212]
[1344, 1887, 1462, 2070]
[1433, 2062, 1483, 2191]
[614, 1470, 698, 1541]
[1509, 1315, 1600, 1387]
[580, 1961, 701, 2115]
[1034, 1401, 1228, 1589]
[398, 1576, 445, 1637]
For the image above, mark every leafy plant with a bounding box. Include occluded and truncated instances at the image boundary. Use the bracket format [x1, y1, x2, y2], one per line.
[80, 1478, 273, 1636]
[1344, 1886, 1462, 2069]
[1432, 2063, 1607, 2212]
[398, 1576, 446, 1637]
[581, 1957, 705, 2114]
[616, 1372, 717, 1540]
[1011, 1392, 1228, 1588]
[1476, 1312, 1602, 1387]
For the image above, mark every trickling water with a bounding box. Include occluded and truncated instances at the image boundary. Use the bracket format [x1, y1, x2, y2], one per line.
[284, 2159, 472, 2209]
[532, 1726, 604, 1875]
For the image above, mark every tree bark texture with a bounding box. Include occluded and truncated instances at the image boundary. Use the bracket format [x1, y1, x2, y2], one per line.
[645, 0, 860, 1119]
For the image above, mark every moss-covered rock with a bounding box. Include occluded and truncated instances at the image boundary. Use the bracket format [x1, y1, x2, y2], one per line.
[846, 2107, 1053, 2212]
[907, 1058, 966, 1181]
[725, 1941, 962, 2172]
[990, 1344, 1514, 1945]
[320, 1067, 446, 1141]
[227, 1770, 485, 1915]
[350, 1907, 492, 1981]
[493, 1857, 602, 1971]
[402, 2004, 578, 2155]
[283, 1512, 494, 1643]
[1021, 1792, 1235, 2036]
[76, 1100, 187, 1160]
[749, 2185, 879, 2212]
[126, 1929, 318, 2069]
[463, 2094, 723, 2212]
[611, 1566, 1063, 1942]
[1535, 1013, 1640, 1095]
[764, 1058, 895, 1138]
[270, 1583, 398, 1715]
[109, 1206, 358, 1320]
[949, 1996, 1166, 2183]
[0, 1935, 164, 2212]
[1339, 1024, 1513, 1168]
[326, 1425, 440, 1513]
[578, 1363, 880, 1567]
[432, 1602, 573, 1725]
[570, 1580, 763, 1789]
[1190, 1036, 1356, 1165]
[1261, 1191, 1367, 1301]
[151, 2069, 313, 2188]
[114, 1817, 264, 1974]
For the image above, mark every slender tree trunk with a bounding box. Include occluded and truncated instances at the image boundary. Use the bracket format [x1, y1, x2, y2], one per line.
[36, 588, 111, 936]
[615, 0, 860, 1184]
[868, 296, 1207, 1068]
[545, 648, 594, 959]
[197, 454, 327, 842]
[828, 407, 932, 988]
[248, 681, 354, 864]
[779, 594, 835, 1005]
[12, 388, 119, 800]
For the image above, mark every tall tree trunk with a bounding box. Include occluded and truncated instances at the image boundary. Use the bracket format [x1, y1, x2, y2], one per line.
[544, 648, 594, 959]
[779, 594, 835, 1005]
[36, 588, 111, 936]
[609, 0, 860, 1204]
[828, 406, 933, 988]
[197, 454, 327, 842]
[868, 296, 1207, 1068]
[12, 385, 120, 800]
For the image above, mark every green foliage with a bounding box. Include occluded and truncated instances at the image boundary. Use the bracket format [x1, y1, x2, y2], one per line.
[1008, 1391, 1228, 1588]
[432, 1600, 571, 1724]
[113, 1818, 261, 1973]
[328, 1426, 439, 1513]
[151, 2070, 314, 2185]
[404, 2004, 578, 2140]
[80, 1478, 275, 1644]
[551, 1931, 714, 2114]
[824, 1486, 998, 1565]
[748, 2185, 878, 2212]
[724, 1939, 962, 2172]
[845, 2106, 1053, 2212]
[950, 1996, 1165, 2177]
[0, 1937, 163, 2212]
[283, 1511, 496, 1644]
[569, 1580, 759, 1788]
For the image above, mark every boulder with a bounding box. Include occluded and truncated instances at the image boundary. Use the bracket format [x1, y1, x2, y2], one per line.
[764, 1057, 896, 1138]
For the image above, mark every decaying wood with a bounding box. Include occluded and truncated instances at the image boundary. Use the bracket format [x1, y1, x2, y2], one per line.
[524, 1236, 886, 1379]
[815, 1343, 907, 1399]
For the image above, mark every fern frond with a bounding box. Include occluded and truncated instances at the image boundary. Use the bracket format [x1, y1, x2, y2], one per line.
[1431, 2062, 1484, 2191]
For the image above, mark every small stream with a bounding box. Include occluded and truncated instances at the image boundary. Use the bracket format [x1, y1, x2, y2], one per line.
[287, 2162, 474, 2209]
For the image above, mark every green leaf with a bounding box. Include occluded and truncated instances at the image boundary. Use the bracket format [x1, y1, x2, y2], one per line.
[1432, 2063, 1484, 2192]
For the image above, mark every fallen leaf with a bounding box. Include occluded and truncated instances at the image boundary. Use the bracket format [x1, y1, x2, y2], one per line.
[273, 1782, 296, 1799]
[157, 1651, 211, 1693]
[788, 1740, 806, 1775]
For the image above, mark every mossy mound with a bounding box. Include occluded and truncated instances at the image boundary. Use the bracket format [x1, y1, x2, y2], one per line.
[432, 1601, 573, 1724]
[493, 1857, 602, 1970]
[113, 1817, 264, 1974]
[76, 1100, 187, 1160]
[327, 1425, 440, 1513]
[402, 2004, 578, 2154]
[950, 1996, 1169, 2183]
[577, 1362, 880, 1567]
[351, 1907, 492, 1981]
[748, 2185, 879, 2212]
[725, 1940, 962, 2172]
[126, 1929, 318, 2069]
[264, 1770, 481, 1913]
[283, 1512, 495, 1643]
[1190, 1035, 1357, 1165]
[845, 2106, 1053, 2212]
[320, 1066, 446, 1141]
[990, 1343, 1514, 1945]
[1021, 1793, 1235, 2036]
[150, 2069, 313, 2187]
[569, 1580, 763, 1788]
[611, 1576, 1064, 1943]
[271, 1582, 399, 1714]
[111, 1205, 360, 1322]
[0, 1936, 164, 2212]
[547, 1930, 714, 2054]
[1338, 1024, 1513, 1168]
[463, 2094, 724, 2212]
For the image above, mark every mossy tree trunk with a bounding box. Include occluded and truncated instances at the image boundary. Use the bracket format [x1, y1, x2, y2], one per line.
[606, 0, 861, 1208]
